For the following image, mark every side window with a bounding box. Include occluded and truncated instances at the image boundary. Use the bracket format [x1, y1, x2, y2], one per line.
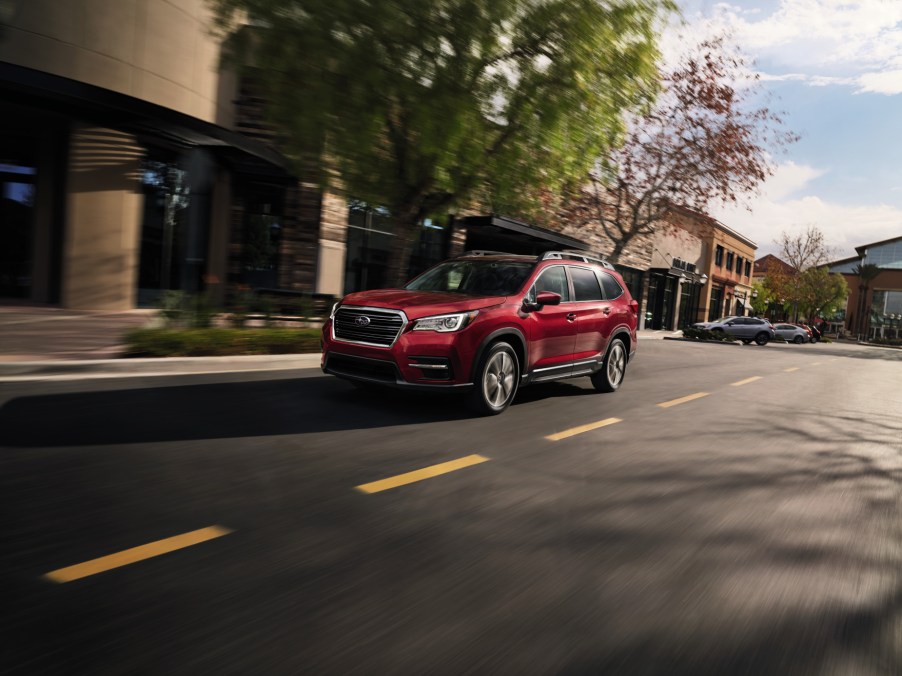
[531, 266, 571, 302]
[715, 245, 724, 266]
[599, 272, 624, 300]
[570, 267, 603, 301]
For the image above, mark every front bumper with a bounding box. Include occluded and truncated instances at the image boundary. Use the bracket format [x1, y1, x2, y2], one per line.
[321, 319, 477, 390]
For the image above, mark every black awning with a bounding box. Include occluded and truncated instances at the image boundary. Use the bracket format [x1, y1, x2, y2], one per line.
[0, 61, 295, 181]
[460, 214, 590, 255]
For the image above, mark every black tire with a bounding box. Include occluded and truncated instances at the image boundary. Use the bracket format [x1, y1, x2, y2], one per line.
[591, 339, 627, 393]
[467, 341, 519, 415]
[793, 335, 804, 344]
[741, 339, 752, 345]
[754, 332, 770, 346]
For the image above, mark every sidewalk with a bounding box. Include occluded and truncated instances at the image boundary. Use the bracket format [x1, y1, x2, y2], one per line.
[0, 304, 673, 381]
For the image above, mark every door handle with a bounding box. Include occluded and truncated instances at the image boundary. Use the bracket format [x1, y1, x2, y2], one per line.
[566, 313, 577, 321]
[603, 307, 612, 316]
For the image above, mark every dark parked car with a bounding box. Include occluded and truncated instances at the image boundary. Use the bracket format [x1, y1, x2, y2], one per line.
[693, 316, 775, 345]
[321, 251, 639, 414]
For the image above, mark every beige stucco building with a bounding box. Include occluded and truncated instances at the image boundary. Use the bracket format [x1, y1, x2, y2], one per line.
[0, 0, 349, 310]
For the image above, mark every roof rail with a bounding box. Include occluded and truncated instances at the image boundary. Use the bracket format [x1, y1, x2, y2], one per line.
[538, 250, 614, 270]
[455, 250, 513, 257]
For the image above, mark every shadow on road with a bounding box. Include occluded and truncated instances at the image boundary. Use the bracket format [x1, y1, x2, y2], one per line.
[0, 377, 476, 447]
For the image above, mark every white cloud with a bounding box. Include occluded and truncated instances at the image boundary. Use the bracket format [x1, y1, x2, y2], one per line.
[857, 69, 902, 95]
[671, 0, 902, 95]
[707, 161, 902, 259]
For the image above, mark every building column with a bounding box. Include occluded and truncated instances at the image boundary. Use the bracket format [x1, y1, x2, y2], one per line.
[671, 279, 684, 331]
[61, 125, 143, 310]
[205, 169, 232, 307]
[315, 190, 348, 296]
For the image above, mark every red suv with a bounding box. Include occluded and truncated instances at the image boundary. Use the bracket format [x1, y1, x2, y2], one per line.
[321, 251, 639, 414]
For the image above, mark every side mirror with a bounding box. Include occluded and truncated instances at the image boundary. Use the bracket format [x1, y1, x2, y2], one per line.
[536, 291, 562, 307]
[523, 290, 562, 312]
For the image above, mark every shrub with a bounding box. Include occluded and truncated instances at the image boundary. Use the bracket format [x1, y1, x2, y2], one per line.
[124, 328, 322, 357]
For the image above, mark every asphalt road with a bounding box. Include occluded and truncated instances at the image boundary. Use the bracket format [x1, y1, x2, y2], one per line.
[2, 339, 902, 675]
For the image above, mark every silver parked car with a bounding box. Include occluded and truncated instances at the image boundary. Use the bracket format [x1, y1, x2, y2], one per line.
[692, 316, 775, 345]
[773, 323, 810, 344]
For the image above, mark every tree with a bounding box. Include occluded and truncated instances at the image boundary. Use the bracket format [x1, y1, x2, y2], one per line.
[853, 263, 881, 338]
[776, 225, 832, 271]
[796, 266, 848, 323]
[212, 0, 674, 286]
[749, 279, 773, 317]
[762, 225, 834, 321]
[557, 34, 796, 262]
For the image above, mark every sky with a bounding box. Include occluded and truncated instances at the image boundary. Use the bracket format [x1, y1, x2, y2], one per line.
[666, 0, 902, 260]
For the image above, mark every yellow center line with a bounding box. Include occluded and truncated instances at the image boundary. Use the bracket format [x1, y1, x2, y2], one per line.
[810, 362, 822, 366]
[356, 455, 489, 494]
[546, 417, 622, 441]
[784, 367, 800, 372]
[657, 392, 710, 408]
[44, 525, 233, 584]
[731, 376, 763, 387]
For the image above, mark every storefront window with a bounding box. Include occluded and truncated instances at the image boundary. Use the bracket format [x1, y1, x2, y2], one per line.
[241, 187, 283, 289]
[344, 202, 447, 293]
[0, 149, 37, 298]
[137, 155, 190, 305]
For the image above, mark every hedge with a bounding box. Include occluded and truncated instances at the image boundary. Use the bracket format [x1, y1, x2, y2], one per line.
[124, 328, 322, 357]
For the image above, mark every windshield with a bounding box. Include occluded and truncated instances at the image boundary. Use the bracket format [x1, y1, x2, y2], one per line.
[406, 260, 534, 296]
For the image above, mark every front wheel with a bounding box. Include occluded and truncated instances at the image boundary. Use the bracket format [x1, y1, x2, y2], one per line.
[467, 342, 520, 415]
[755, 332, 770, 346]
[591, 339, 627, 393]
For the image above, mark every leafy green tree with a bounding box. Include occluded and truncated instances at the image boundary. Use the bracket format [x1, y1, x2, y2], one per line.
[212, 0, 674, 285]
[796, 266, 848, 323]
[749, 279, 773, 317]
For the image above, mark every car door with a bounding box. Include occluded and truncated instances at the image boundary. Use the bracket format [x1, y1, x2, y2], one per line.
[728, 317, 752, 338]
[524, 265, 578, 379]
[569, 266, 613, 372]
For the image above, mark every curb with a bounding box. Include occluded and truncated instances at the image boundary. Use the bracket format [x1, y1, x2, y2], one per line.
[662, 337, 740, 346]
[0, 353, 323, 382]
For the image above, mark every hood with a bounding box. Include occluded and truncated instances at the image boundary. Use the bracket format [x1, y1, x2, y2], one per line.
[338, 288, 507, 320]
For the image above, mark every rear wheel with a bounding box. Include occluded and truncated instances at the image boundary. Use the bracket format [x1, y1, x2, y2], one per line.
[467, 342, 519, 415]
[591, 339, 627, 393]
[755, 332, 770, 346]
[793, 335, 804, 344]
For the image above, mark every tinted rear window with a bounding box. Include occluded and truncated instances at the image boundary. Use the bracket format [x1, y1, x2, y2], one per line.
[571, 267, 603, 301]
[599, 272, 624, 300]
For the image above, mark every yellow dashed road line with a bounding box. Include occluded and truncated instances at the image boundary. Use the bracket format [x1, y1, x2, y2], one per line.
[44, 526, 233, 583]
[356, 455, 489, 494]
[657, 392, 710, 408]
[731, 376, 763, 387]
[546, 417, 622, 441]
[784, 367, 800, 372]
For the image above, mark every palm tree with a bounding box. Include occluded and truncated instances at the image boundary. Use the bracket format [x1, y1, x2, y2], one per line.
[853, 263, 881, 339]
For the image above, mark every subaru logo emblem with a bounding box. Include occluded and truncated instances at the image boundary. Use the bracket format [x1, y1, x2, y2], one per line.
[355, 315, 371, 327]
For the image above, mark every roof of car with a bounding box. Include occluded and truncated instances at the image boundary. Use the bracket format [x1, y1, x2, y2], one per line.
[455, 250, 616, 270]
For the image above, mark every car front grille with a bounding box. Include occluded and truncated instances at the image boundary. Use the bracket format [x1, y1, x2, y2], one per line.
[325, 353, 399, 383]
[333, 307, 405, 347]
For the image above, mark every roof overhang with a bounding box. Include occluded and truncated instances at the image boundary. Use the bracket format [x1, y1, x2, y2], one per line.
[460, 214, 590, 252]
[0, 61, 296, 182]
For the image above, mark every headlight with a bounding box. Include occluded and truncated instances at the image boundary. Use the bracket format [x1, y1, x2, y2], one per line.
[412, 310, 478, 332]
[330, 302, 340, 319]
